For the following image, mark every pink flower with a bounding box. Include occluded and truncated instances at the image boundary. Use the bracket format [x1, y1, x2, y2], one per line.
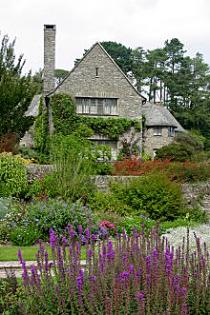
[99, 220, 115, 229]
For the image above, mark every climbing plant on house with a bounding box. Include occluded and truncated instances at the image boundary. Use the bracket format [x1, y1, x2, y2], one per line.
[49, 93, 141, 139]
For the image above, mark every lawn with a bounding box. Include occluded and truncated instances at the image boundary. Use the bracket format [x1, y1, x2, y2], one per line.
[0, 245, 86, 261]
[0, 245, 51, 261]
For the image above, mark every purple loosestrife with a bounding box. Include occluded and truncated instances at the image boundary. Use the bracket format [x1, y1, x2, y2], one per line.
[107, 240, 115, 260]
[68, 224, 76, 240]
[136, 291, 145, 314]
[30, 264, 41, 289]
[49, 228, 57, 249]
[78, 224, 83, 235]
[77, 269, 84, 292]
[17, 226, 210, 314]
[85, 227, 91, 240]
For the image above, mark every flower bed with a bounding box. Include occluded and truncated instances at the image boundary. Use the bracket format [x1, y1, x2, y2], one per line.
[113, 159, 210, 182]
[14, 226, 210, 314]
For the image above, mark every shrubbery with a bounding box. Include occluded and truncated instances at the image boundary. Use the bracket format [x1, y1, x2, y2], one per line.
[0, 199, 96, 245]
[0, 153, 28, 197]
[111, 173, 184, 221]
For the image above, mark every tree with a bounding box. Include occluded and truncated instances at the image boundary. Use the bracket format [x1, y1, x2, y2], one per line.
[101, 41, 133, 74]
[0, 34, 36, 140]
[54, 68, 69, 85]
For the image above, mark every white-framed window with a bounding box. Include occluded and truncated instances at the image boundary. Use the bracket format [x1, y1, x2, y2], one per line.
[153, 127, 162, 136]
[76, 97, 118, 116]
[168, 126, 175, 137]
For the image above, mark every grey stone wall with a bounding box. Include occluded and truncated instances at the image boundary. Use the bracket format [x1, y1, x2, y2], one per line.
[143, 127, 174, 158]
[43, 25, 56, 96]
[56, 43, 143, 119]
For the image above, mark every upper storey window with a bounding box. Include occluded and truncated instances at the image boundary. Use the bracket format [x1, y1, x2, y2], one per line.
[153, 127, 162, 136]
[168, 126, 175, 137]
[76, 97, 118, 116]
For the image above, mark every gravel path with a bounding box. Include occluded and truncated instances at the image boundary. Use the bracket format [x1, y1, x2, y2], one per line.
[162, 223, 210, 251]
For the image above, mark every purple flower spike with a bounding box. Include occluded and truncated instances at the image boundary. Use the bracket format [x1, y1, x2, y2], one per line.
[85, 228, 91, 240]
[119, 271, 129, 281]
[77, 269, 84, 292]
[18, 249, 23, 264]
[62, 236, 68, 246]
[129, 264, 134, 274]
[68, 225, 76, 239]
[136, 291, 145, 301]
[49, 228, 57, 248]
[78, 225, 83, 235]
[89, 275, 96, 282]
[87, 248, 93, 258]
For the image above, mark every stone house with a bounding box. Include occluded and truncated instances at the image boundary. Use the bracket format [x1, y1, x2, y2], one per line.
[21, 25, 184, 158]
[142, 103, 185, 158]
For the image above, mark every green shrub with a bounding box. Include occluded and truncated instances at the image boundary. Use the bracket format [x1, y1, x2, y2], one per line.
[118, 215, 155, 234]
[0, 276, 23, 315]
[10, 225, 40, 246]
[88, 191, 132, 216]
[2, 199, 96, 245]
[0, 153, 28, 197]
[111, 173, 184, 221]
[156, 132, 206, 162]
[155, 143, 193, 161]
[94, 162, 113, 175]
[49, 134, 95, 200]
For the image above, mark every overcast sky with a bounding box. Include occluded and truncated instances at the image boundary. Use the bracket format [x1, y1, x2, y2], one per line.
[1, 0, 210, 73]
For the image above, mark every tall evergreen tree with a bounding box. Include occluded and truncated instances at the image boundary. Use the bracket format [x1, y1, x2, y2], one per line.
[0, 34, 36, 139]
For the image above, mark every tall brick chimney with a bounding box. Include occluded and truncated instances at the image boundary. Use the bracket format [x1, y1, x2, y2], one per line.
[43, 24, 56, 96]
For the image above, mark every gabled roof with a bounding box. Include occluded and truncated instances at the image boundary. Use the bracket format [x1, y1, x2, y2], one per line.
[25, 94, 41, 117]
[142, 103, 185, 132]
[47, 42, 146, 102]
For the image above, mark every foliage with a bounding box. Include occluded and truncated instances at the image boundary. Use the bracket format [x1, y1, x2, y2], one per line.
[50, 93, 79, 135]
[0, 275, 23, 315]
[118, 215, 155, 234]
[49, 134, 95, 200]
[113, 158, 171, 176]
[34, 96, 49, 153]
[0, 133, 18, 154]
[15, 227, 210, 314]
[155, 132, 205, 162]
[80, 116, 141, 140]
[0, 153, 28, 197]
[113, 158, 210, 183]
[111, 173, 184, 221]
[54, 68, 69, 84]
[50, 92, 141, 140]
[166, 161, 210, 182]
[0, 199, 96, 245]
[0, 33, 36, 140]
[155, 143, 193, 161]
[88, 191, 133, 216]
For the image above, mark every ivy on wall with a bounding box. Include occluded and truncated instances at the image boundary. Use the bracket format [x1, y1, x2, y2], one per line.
[49, 93, 141, 140]
[50, 94, 79, 135]
[34, 97, 48, 153]
[79, 116, 141, 140]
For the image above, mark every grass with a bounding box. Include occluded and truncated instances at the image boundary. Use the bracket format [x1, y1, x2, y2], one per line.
[0, 245, 51, 261]
[0, 245, 86, 261]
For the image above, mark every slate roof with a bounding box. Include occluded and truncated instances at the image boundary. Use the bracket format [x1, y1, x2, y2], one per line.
[25, 94, 41, 117]
[48, 42, 146, 103]
[142, 103, 185, 132]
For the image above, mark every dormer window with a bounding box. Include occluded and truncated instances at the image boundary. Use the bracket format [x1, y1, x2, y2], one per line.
[168, 127, 175, 137]
[95, 67, 99, 77]
[153, 127, 162, 136]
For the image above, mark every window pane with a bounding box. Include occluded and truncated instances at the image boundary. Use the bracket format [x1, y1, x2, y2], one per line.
[76, 97, 118, 115]
[153, 127, 162, 136]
